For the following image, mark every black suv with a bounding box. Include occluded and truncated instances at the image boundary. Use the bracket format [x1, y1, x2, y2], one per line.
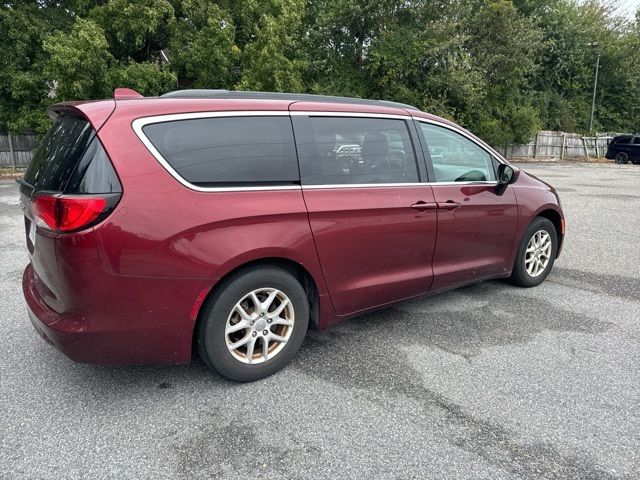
[605, 135, 640, 164]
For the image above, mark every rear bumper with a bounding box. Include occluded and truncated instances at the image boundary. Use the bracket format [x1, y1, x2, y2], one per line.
[23, 263, 89, 359]
[22, 263, 199, 365]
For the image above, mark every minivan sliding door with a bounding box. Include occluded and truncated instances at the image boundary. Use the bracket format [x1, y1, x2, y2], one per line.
[291, 112, 437, 316]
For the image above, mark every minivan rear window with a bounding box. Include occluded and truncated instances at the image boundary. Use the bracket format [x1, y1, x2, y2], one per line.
[142, 116, 299, 187]
[24, 115, 94, 191]
[65, 137, 122, 194]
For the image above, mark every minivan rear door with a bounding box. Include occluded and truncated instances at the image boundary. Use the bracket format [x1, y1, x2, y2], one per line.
[19, 110, 121, 313]
[291, 107, 437, 315]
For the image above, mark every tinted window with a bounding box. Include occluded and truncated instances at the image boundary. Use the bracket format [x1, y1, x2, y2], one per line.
[420, 123, 495, 182]
[614, 136, 632, 144]
[633, 137, 640, 145]
[66, 138, 121, 193]
[24, 115, 94, 191]
[301, 117, 419, 185]
[142, 116, 299, 186]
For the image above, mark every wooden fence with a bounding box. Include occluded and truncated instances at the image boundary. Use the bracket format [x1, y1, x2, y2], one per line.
[0, 133, 38, 168]
[499, 131, 616, 160]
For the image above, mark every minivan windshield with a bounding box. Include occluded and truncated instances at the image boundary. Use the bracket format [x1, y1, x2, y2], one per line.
[24, 115, 95, 191]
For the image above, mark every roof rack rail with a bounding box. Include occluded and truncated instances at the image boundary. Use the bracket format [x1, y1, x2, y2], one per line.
[160, 89, 419, 111]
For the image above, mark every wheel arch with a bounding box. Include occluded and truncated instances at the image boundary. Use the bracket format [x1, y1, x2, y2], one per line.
[535, 208, 564, 257]
[191, 256, 322, 353]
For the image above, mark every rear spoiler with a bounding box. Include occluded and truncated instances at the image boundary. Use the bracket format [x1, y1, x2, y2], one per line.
[44, 87, 140, 130]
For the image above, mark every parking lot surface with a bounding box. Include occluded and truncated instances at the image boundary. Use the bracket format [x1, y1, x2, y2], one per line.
[1, 162, 639, 479]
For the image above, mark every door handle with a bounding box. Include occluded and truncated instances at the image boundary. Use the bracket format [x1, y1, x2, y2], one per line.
[437, 201, 461, 211]
[411, 201, 438, 211]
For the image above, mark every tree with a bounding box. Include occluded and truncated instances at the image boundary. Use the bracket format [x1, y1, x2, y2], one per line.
[43, 19, 113, 102]
[368, 1, 485, 120]
[304, 0, 409, 97]
[0, 4, 52, 132]
[169, 1, 237, 88]
[1, 0, 639, 143]
[462, 0, 543, 144]
[89, 0, 175, 62]
[108, 61, 177, 95]
[236, 0, 307, 92]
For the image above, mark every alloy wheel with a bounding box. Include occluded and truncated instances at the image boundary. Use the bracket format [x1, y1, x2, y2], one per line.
[225, 288, 294, 364]
[525, 230, 552, 278]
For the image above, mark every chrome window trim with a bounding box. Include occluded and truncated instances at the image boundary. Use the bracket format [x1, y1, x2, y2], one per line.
[430, 180, 498, 186]
[132, 111, 299, 193]
[302, 181, 497, 189]
[131, 109, 504, 192]
[290, 111, 411, 120]
[303, 182, 424, 189]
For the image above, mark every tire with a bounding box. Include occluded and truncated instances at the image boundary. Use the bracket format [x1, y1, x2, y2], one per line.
[197, 266, 309, 382]
[509, 217, 558, 288]
[615, 152, 629, 164]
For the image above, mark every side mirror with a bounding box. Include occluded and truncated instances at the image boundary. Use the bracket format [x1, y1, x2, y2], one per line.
[497, 164, 516, 185]
[495, 163, 519, 195]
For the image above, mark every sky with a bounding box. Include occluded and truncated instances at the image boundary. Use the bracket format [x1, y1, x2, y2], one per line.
[618, 0, 640, 18]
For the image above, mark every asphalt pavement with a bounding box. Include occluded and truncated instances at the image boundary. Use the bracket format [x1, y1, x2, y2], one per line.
[1, 162, 639, 479]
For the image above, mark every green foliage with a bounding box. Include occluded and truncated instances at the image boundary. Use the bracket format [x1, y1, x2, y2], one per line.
[89, 0, 175, 62]
[43, 19, 113, 102]
[236, 0, 307, 92]
[108, 61, 177, 95]
[0, 4, 49, 132]
[1, 0, 639, 144]
[170, 3, 237, 88]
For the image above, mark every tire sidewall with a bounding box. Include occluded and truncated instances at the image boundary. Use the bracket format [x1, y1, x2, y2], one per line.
[512, 217, 558, 287]
[198, 267, 309, 382]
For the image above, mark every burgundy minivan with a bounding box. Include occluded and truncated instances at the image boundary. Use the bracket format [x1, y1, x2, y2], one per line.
[20, 89, 564, 381]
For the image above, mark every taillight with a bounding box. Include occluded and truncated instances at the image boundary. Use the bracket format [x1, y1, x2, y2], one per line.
[33, 194, 114, 233]
[32, 195, 59, 230]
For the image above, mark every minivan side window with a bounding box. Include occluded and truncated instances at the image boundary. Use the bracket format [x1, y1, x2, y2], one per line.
[142, 116, 299, 187]
[301, 117, 420, 185]
[614, 135, 632, 144]
[419, 123, 496, 182]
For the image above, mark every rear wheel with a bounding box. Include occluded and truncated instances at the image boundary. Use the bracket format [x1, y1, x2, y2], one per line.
[615, 152, 629, 164]
[197, 266, 309, 381]
[509, 217, 558, 287]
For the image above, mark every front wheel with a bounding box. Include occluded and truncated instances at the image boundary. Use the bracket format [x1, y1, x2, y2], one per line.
[509, 217, 558, 287]
[197, 266, 309, 381]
